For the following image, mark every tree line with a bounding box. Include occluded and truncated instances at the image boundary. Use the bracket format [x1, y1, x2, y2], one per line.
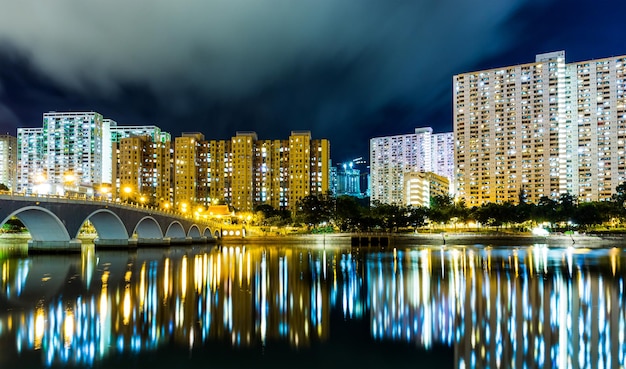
[253, 184, 626, 233]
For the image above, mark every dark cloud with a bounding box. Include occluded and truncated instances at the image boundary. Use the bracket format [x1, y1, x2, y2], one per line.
[1, 0, 624, 161]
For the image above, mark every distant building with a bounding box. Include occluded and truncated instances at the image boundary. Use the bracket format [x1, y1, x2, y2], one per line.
[370, 127, 453, 205]
[333, 158, 368, 198]
[184, 131, 330, 213]
[0, 134, 17, 190]
[15, 112, 330, 215]
[404, 172, 450, 208]
[454, 50, 626, 205]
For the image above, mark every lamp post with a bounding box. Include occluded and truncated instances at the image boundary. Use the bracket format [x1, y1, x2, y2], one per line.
[122, 186, 132, 203]
[64, 172, 77, 197]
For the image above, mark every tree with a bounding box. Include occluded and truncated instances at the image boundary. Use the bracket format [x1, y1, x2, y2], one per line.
[533, 196, 558, 225]
[428, 194, 454, 225]
[295, 194, 334, 229]
[0, 183, 8, 191]
[370, 201, 404, 232]
[573, 202, 611, 230]
[611, 183, 626, 220]
[406, 206, 428, 229]
[473, 203, 504, 229]
[556, 193, 576, 223]
[335, 196, 365, 232]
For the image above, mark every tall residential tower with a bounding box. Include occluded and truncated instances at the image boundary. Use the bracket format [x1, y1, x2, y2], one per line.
[370, 127, 453, 205]
[17, 112, 105, 195]
[454, 51, 626, 205]
[0, 134, 17, 190]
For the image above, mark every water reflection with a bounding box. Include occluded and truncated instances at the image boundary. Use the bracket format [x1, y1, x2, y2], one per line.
[0, 243, 625, 368]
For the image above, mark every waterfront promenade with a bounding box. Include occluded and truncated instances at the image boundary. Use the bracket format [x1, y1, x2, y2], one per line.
[225, 231, 626, 247]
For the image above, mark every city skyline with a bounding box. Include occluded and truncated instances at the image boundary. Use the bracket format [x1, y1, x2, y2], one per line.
[1, 1, 625, 162]
[14, 114, 331, 213]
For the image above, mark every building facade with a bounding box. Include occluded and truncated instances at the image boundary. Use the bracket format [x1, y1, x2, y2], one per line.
[187, 131, 330, 213]
[112, 124, 173, 204]
[403, 172, 450, 208]
[0, 134, 17, 190]
[454, 51, 626, 205]
[370, 127, 453, 205]
[17, 112, 105, 195]
[174, 133, 204, 212]
[116, 135, 172, 207]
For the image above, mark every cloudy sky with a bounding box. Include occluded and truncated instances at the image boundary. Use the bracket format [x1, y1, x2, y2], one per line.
[0, 0, 625, 162]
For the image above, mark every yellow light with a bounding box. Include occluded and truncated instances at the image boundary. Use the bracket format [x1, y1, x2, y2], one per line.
[35, 173, 47, 183]
[64, 310, 74, 347]
[64, 172, 76, 184]
[34, 307, 45, 350]
[123, 286, 131, 325]
[140, 196, 146, 203]
[123, 186, 132, 194]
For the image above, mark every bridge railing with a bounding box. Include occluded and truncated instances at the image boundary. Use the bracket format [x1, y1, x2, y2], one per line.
[0, 191, 233, 229]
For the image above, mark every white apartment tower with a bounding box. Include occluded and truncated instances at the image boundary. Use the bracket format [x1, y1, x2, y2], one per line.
[454, 51, 626, 205]
[0, 134, 17, 190]
[17, 112, 106, 194]
[370, 127, 454, 205]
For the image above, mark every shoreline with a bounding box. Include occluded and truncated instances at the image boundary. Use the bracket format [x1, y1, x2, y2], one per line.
[2, 231, 625, 248]
[229, 232, 626, 247]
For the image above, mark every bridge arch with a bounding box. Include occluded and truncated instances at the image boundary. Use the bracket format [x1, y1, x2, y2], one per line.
[164, 221, 186, 239]
[79, 209, 129, 240]
[188, 225, 201, 238]
[1, 206, 70, 242]
[133, 216, 163, 239]
[203, 227, 220, 239]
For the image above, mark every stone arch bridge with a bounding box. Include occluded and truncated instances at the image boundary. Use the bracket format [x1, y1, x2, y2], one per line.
[0, 193, 245, 252]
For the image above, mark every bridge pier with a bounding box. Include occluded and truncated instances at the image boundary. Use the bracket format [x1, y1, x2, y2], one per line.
[94, 238, 135, 249]
[28, 239, 82, 253]
[170, 237, 193, 245]
[136, 238, 171, 246]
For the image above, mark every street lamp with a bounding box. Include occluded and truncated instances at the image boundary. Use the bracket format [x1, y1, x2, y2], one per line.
[122, 186, 132, 203]
[64, 172, 77, 196]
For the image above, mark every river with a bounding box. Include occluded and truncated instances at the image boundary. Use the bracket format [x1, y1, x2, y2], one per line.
[0, 237, 624, 368]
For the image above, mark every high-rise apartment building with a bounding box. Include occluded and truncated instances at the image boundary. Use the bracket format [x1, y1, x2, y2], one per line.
[370, 127, 453, 205]
[203, 139, 232, 206]
[116, 135, 172, 207]
[112, 124, 172, 203]
[17, 112, 105, 195]
[0, 134, 17, 190]
[174, 132, 204, 211]
[188, 131, 330, 213]
[454, 51, 626, 205]
[231, 132, 257, 212]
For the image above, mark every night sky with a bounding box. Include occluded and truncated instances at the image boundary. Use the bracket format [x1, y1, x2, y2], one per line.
[0, 0, 625, 163]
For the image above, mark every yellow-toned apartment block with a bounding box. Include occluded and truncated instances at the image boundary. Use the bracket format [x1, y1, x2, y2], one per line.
[231, 132, 256, 212]
[115, 135, 172, 207]
[193, 131, 330, 213]
[174, 133, 204, 211]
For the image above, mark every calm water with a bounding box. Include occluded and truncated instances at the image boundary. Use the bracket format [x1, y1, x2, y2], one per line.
[0, 239, 625, 368]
